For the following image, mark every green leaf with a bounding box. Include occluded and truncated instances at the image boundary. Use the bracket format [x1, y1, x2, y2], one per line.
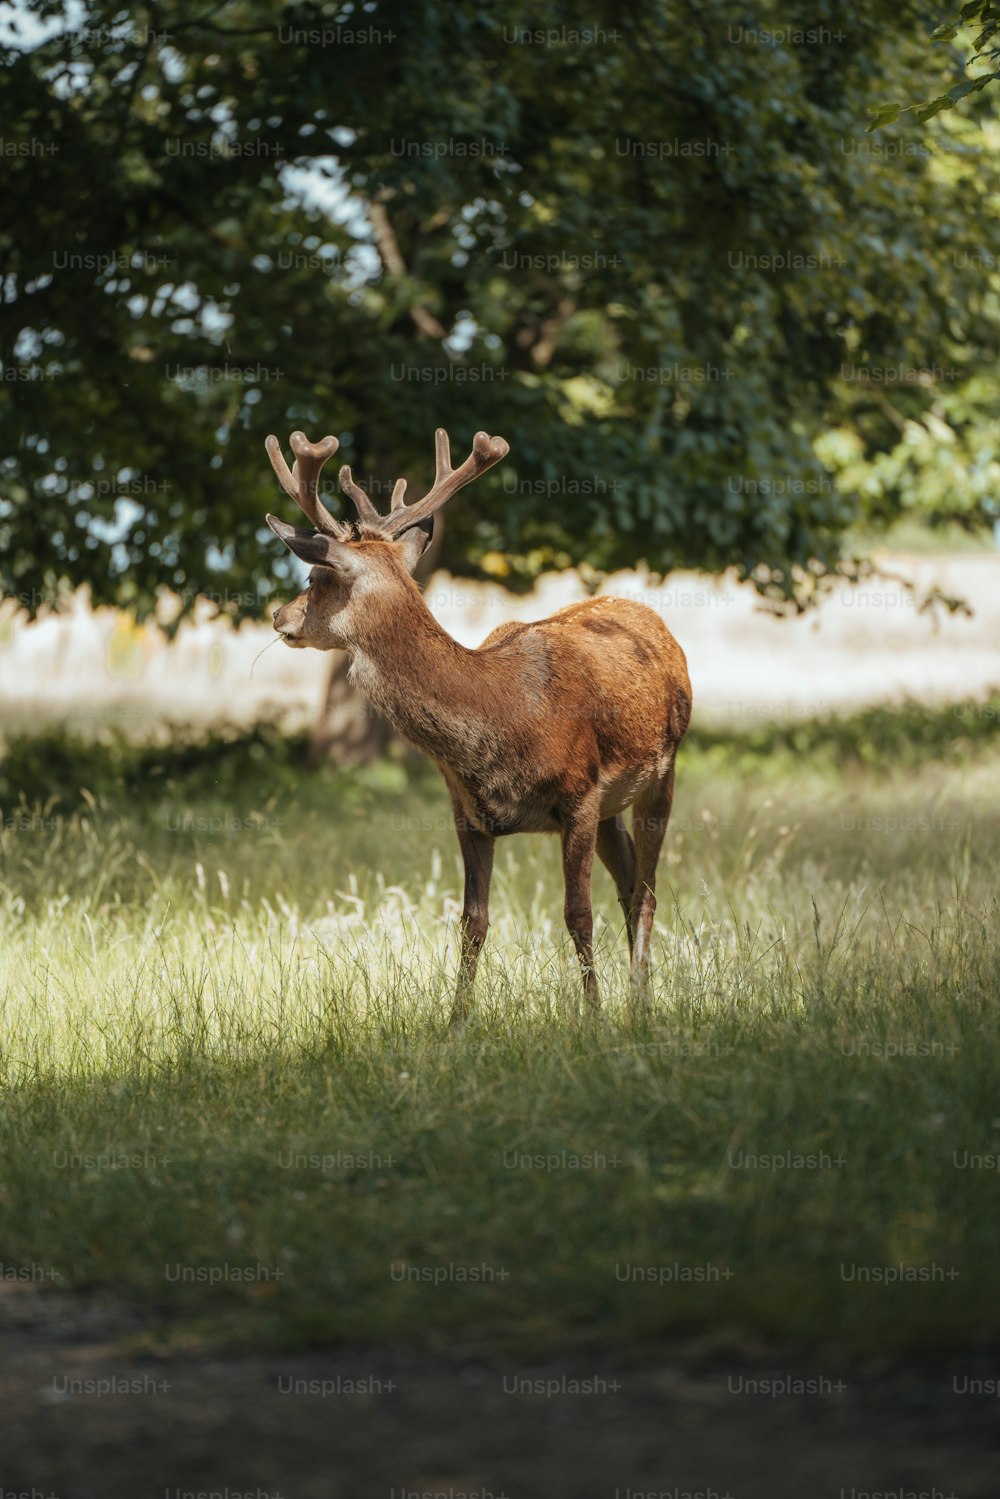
[865, 103, 900, 132]
[961, 1, 987, 19]
[913, 94, 956, 123]
[949, 75, 988, 99]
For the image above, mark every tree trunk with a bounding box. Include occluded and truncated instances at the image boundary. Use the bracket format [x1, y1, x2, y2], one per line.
[306, 520, 444, 768]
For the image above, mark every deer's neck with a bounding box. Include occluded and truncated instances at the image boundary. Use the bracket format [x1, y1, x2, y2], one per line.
[345, 587, 503, 773]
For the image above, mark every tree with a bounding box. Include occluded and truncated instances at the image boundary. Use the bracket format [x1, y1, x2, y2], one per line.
[2, 1, 999, 653]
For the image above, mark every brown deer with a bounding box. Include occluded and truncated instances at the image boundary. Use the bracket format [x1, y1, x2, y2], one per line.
[264, 427, 691, 1021]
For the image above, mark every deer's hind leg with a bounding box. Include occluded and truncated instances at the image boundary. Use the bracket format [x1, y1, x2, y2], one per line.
[561, 800, 602, 1009]
[629, 762, 676, 996]
[596, 814, 637, 956]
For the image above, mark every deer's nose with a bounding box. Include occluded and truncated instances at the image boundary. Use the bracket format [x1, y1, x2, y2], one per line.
[272, 605, 299, 640]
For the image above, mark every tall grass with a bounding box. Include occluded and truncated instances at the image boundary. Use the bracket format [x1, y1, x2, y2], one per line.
[0, 703, 998, 1354]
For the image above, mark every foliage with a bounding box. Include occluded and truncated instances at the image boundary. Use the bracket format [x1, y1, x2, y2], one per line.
[2, 695, 998, 816]
[688, 694, 1000, 771]
[868, 1, 1000, 129]
[0, 719, 306, 811]
[2, 0, 1000, 621]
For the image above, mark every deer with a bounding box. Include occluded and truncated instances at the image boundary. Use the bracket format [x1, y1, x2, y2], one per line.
[264, 425, 691, 1023]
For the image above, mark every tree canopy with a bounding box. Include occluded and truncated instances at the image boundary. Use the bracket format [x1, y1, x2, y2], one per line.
[2, 0, 999, 622]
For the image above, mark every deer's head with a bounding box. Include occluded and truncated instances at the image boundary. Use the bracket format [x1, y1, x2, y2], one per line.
[264, 427, 509, 651]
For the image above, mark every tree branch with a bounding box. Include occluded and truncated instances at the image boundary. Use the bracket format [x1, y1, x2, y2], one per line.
[368, 196, 448, 340]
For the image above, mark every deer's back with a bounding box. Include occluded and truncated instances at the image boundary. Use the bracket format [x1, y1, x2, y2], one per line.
[453, 596, 691, 834]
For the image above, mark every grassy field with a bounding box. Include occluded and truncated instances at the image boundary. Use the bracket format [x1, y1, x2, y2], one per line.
[1, 702, 998, 1359]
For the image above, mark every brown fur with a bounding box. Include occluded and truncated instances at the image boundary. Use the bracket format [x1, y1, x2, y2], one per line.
[273, 541, 691, 1018]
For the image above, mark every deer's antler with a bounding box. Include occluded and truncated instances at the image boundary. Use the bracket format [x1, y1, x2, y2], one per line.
[266, 427, 509, 541]
[372, 429, 509, 539]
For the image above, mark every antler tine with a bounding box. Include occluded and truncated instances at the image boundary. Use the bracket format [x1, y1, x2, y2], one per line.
[381, 428, 509, 538]
[264, 435, 300, 503]
[434, 427, 452, 484]
[338, 465, 385, 530]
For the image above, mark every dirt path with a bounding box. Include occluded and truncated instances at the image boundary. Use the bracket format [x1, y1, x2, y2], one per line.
[2, 1285, 997, 1499]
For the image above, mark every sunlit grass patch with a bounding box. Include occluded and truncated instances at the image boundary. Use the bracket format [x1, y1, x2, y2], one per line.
[0, 703, 998, 1354]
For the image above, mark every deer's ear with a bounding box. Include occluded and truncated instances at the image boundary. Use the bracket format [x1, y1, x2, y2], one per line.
[266, 515, 362, 575]
[394, 516, 434, 574]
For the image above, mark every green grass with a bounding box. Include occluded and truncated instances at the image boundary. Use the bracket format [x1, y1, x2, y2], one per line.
[1, 702, 998, 1356]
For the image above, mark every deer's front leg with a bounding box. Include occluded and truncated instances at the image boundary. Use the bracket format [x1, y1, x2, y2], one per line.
[561, 806, 601, 1009]
[451, 818, 495, 1026]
